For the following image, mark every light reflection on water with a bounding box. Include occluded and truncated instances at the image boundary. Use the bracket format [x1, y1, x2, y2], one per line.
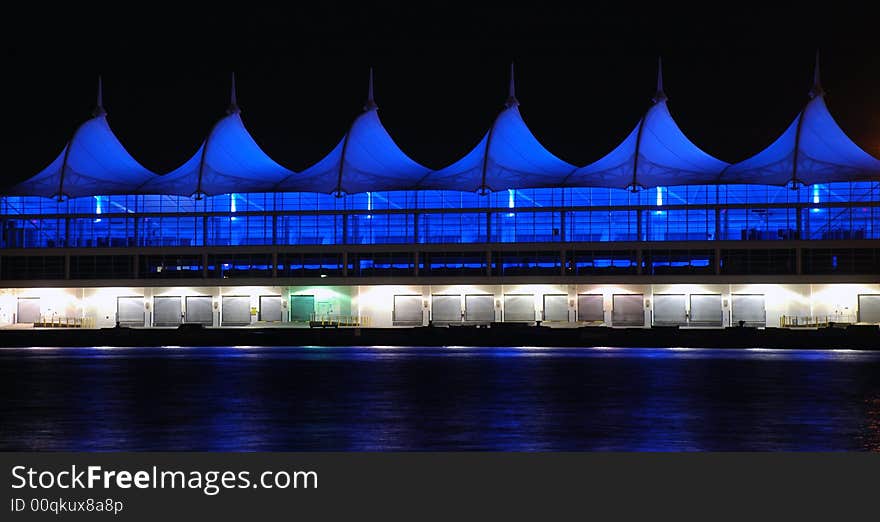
[0, 346, 878, 451]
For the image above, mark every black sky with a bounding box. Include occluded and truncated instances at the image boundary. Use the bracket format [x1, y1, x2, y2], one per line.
[4, 3, 880, 186]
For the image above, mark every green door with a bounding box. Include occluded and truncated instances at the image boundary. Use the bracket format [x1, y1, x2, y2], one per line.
[290, 295, 316, 322]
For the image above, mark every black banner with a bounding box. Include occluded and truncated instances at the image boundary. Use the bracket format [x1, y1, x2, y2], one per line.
[1, 453, 877, 520]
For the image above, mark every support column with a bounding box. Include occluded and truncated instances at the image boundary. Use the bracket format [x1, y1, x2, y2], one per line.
[486, 212, 492, 243]
[559, 210, 567, 242]
[560, 249, 566, 276]
[796, 247, 803, 275]
[714, 247, 722, 275]
[144, 287, 153, 328]
[636, 249, 643, 275]
[213, 287, 221, 328]
[342, 214, 349, 245]
[271, 252, 278, 278]
[413, 212, 419, 243]
[413, 251, 420, 277]
[132, 216, 138, 247]
[636, 209, 642, 241]
[342, 252, 349, 277]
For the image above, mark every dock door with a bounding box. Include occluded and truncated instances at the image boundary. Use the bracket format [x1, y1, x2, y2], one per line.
[153, 296, 182, 326]
[858, 295, 880, 324]
[577, 294, 604, 323]
[689, 294, 723, 326]
[431, 295, 461, 324]
[465, 294, 494, 323]
[259, 295, 283, 322]
[16, 297, 40, 324]
[221, 296, 251, 326]
[185, 296, 213, 325]
[543, 294, 569, 322]
[503, 294, 534, 322]
[116, 296, 144, 327]
[393, 295, 423, 325]
[612, 294, 644, 326]
[652, 294, 687, 326]
[290, 295, 315, 323]
[731, 294, 765, 327]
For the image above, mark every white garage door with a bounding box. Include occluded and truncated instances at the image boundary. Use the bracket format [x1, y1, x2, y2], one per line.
[690, 294, 723, 326]
[465, 294, 494, 322]
[153, 296, 182, 326]
[259, 295, 283, 322]
[16, 297, 40, 323]
[117, 296, 144, 326]
[653, 294, 687, 326]
[222, 296, 251, 326]
[612, 294, 644, 326]
[431, 295, 461, 323]
[393, 295, 423, 324]
[185, 296, 213, 325]
[732, 294, 765, 327]
[504, 294, 534, 322]
[577, 294, 604, 323]
[858, 295, 880, 324]
[543, 294, 569, 322]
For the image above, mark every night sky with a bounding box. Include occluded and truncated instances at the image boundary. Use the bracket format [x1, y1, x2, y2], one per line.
[4, 3, 879, 187]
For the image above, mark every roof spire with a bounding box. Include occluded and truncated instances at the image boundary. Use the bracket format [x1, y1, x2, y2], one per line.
[228, 72, 240, 114]
[364, 67, 378, 111]
[652, 56, 667, 104]
[93, 75, 106, 117]
[809, 50, 825, 99]
[505, 62, 519, 108]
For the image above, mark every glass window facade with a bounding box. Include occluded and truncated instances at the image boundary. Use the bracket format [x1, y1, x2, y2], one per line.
[3, 183, 877, 249]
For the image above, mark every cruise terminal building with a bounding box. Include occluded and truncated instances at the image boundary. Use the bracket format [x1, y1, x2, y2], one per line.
[2, 60, 880, 331]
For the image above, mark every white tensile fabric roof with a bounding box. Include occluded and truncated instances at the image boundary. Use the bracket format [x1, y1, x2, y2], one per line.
[7, 109, 156, 198]
[422, 66, 576, 192]
[719, 93, 880, 185]
[276, 109, 431, 195]
[565, 60, 729, 189]
[141, 111, 294, 197]
[276, 70, 430, 195]
[141, 76, 293, 197]
[6, 61, 879, 200]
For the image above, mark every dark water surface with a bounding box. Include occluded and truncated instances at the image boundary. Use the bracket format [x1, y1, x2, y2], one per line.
[1, 346, 879, 451]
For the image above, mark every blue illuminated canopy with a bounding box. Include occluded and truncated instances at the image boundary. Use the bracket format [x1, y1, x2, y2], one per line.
[5, 61, 879, 200]
[276, 69, 430, 195]
[720, 55, 880, 186]
[421, 64, 576, 193]
[7, 78, 156, 199]
[566, 59, 729, 190]
[141, 74, 294, 197]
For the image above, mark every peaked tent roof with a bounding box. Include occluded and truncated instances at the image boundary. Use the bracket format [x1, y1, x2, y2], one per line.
[7, 77, 156, 199]
[276, 69, 430, 195]
[565, 58, 729, 190]
[420, 63, 576, 193]
[141, 74, 294, 197]
[719, 54, 880, 186]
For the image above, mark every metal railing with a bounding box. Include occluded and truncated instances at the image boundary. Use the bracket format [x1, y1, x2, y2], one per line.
[779, 314, 855, 328]
[309, 314, 372, 327]
[33, 316, 97, 328]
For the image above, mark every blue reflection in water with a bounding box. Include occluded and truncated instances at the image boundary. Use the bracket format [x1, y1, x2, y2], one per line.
[0, 346, 879, 451]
